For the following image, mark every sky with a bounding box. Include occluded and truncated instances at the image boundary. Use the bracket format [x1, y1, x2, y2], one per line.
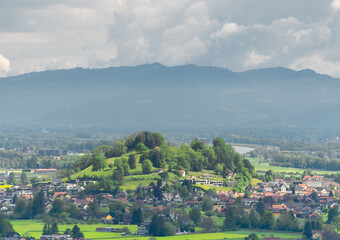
[1, 0, 340, 77]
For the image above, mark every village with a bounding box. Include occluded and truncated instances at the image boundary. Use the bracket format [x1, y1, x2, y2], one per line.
[0, 167, 338, 240]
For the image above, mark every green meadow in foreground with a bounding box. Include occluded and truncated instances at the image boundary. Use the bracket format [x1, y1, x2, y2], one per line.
[11, 220, 302, 240]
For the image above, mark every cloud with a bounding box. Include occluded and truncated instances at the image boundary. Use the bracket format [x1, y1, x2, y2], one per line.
[245, 51, 271, 67]
[332, 0, 340, 11]
[1, 1, 340, 77]
[0, 54, 10, 75]
[211, 22, 245, 38]
[290, 54, 340, 77]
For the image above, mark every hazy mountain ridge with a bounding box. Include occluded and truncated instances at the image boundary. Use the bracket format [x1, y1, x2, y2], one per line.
[0, 63, 339, 132]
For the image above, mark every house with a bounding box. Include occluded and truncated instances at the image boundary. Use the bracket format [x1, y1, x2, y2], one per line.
[53, 192, 69, 199]
[202, 174, 212, 179]
[309, 211, 319, 219]
[179, 170, 185, 177]
[96, 227, 116, 232]
[136, 224, 148, 235]
[187, 201, 199, 208]
[34, 169, 57, 174]
[4, 232, 20, 240]
[40, 234, 72, 240]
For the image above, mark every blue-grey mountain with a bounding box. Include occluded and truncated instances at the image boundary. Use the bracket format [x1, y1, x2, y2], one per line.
[0, 63, 339, 132]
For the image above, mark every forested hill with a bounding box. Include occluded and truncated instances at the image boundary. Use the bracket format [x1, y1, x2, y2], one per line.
[0, 63, 340, 132]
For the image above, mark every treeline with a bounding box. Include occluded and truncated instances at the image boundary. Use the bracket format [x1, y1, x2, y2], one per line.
[0, 152, 74, 170]
[271, 152, 340, 171]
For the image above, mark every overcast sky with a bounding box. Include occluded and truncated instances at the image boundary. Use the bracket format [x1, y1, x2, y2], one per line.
[1, 0, 340, 77]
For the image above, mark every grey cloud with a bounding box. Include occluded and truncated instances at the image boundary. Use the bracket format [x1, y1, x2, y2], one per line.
[2, 0, 340, 77]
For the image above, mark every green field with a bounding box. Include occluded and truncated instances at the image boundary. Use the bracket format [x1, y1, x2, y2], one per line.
[248, 157, 339, 175]
[11, 220, 138, 239]
[11, 220, 302, 240]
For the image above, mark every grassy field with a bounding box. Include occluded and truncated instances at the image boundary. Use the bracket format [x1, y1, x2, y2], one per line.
[248, 157, 338, 175]
[11, 220, 138, 239]
[11, 220, 302, 240]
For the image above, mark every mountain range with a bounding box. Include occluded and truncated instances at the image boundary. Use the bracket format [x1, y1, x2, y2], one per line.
[1, 63, 339, 133]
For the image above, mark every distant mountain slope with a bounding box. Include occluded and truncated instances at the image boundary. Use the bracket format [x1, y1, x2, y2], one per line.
[1, 63, 340, 132]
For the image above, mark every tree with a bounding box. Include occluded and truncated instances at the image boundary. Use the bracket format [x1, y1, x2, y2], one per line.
[149, 214, 163, 236]
[148, 148, 164, 168]
[223, 205, 241, 231]
[153, 185, 163, 200]
[152, 132, 165, 147]
[202, 197, 214, 212]
[87, 200, 99, 217]
[142, 159, 152, 174]
[20, 171, 28, 183]
[128, 154, 136, 169]
[244, 233, 259, 240]
[106, 140, 127, 158]
[255, 201, 265, 216]
[322, 226, 340, 240]
[108, 201, 125, 218]
[14, 198, 27, 217]
[50, 199, 64, 216]
[200, 217, 217, 233]
[112, 169, 123, 184]
[0, 214, 14, 237]
[276, 211, 298, 231]
[72, 225, 84, 239]
[32, 190, 45, 216]
[92, 153, 106, 171]
[51, 222, 58, 234]
[135, 142, 148, 154]
[260, 211, 275, 230]
[191, 139, 204, 151]
[7, 172, 15, 184]
[189, 207, 201, 225]
[303, 221, 312, 239]
[64, 228, 72, 235]
[132, 207, 143, 225]
[328, 207, 339, 223]
[43, 224, 49, 235]
[249, 210, 261, 228]
[30, 176, 40, 186]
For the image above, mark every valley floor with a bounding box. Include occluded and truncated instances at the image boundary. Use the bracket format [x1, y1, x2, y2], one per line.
[11, 220, 302, 240]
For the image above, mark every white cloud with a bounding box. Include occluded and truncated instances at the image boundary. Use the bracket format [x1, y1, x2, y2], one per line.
[290, 54, 340, 77]
[245, 51, 271, 67]
[0, 54, 10, 76]
[211, 22, 245, 38]
[332, 0, 340, 11]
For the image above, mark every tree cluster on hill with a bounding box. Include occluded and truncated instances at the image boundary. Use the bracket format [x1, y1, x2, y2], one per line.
[70, 132, 255, 194]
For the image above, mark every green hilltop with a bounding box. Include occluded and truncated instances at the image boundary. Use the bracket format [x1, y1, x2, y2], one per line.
[66, 131, 258, 193]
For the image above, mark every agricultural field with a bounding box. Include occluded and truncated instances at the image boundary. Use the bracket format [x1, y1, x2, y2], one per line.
[248, 157, 339, 175]
[10, 220, 302, 240]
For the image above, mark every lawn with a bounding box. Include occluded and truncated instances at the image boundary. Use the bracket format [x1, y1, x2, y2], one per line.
[118, 230, 301, 240]
[11, 220, 138, 239]
[11, 220, 302, 240]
